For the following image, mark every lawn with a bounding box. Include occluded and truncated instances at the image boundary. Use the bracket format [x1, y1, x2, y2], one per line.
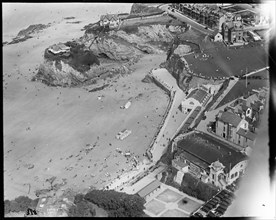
[216, 78, 269, 108]
[145, 199, 166, 216]
[184, 43, 268, 78]
[160, 209, 189, 217]
[177, 197, 202, 213]
[156, 188, 183, 203]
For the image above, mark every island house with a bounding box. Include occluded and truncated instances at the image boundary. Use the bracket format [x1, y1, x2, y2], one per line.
[171, 131, 248, 189]
[48, 43, 70, 55]
[99, 14, 128, 29]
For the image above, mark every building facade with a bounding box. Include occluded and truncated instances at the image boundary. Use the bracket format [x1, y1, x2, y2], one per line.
[215, 110, 256, 148]
[181, 87, 212, 114]
[100, 14, 120, 29]
[172, 132, 248, 189]
[221, 14, 245, 44]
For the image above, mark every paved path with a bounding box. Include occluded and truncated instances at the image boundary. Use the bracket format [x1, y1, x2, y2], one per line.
[210, 67, 269, 111]
[243, 66, 269, 77]
[209, 78, 238, 111]
[150, 68, 189, 162]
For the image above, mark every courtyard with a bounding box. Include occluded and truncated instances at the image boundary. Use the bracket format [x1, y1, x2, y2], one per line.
[144, 184, 204, 217]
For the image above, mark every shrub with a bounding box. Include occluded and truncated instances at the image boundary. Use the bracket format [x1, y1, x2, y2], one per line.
[68, 200, 96, 217]
[180, 173, 218, 201]
[84, 190, 146, 217]
[4, 196, 40, 215]
[4, 200, 11, 214]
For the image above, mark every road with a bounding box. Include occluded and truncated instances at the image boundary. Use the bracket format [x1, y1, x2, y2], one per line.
[209, 78, 239, 111]
[243, 66, 269, 77]
[209, 67, 269, 111]
[159, 4, 214, 35]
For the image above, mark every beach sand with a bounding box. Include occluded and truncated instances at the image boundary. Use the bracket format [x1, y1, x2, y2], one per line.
[3, 3, 169, 200]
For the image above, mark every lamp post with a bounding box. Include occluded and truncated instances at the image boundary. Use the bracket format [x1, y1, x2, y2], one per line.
[245, 67, 248, 88]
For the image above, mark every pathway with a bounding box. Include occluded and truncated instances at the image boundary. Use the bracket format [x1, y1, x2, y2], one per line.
[149, 68, 190, 162]
[209, 78, 238, 111]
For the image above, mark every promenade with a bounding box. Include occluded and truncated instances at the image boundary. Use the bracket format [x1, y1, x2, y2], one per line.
[150, 68, 190, 162]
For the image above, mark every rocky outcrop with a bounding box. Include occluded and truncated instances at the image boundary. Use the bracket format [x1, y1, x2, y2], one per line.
[173, 45, 192, 57]
[35, 17, 188, 87]
[162, 53, 192, 92]
[17, 24, 50, 37]
[33, 60, 87, 87]
[7, 23, 51, 45]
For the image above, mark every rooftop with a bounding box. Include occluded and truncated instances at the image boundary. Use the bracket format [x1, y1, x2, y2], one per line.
[173, 159, 189, 168]
[137, 179, 161, 198]
[237, 128, 256, 141]
[186, 88, 209, 105]
[175, 131, 248, 173]
[100, 14, 119, 21]
[217, 111, 242, 127]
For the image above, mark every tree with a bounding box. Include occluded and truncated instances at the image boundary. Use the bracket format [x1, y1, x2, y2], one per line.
[68, 200, 96, 217]
[84, 190, 146, 217]
[4, 200, 11, 214]
[14, 196, 33, 211]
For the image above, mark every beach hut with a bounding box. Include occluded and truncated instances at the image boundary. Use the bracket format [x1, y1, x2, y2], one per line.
[124, 101, 131, 109]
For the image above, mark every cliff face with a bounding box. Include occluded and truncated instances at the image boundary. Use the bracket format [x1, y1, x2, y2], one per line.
[34, 16, 187, 87]
[34, 60, 87, 87]
[162, 43, 194, 92]
[163, 53, 192, 92]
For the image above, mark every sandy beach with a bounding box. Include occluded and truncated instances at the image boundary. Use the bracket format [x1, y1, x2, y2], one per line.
[3, 3, 171, 200]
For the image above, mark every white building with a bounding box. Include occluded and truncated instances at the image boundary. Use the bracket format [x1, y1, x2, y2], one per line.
[181, 87, 211, 114]
[100, 14, 120, 29]
[116, 129, 132, 140]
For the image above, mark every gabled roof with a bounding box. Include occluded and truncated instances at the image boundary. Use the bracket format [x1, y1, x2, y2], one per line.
[217, 111, 242, 127]
[186, 88, 209, 105]
[251, 101, 261, 111]
[100, 14, 119, 21]
[237, 128, 256, 141]
[137, 179, 161, 198]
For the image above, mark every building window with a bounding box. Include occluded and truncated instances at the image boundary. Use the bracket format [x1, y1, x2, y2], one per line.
[212, 174, 215, 180]
[235, 172, 238, 177]
[231, 174, 235, 179]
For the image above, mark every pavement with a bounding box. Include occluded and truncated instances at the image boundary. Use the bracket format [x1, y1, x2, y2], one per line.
[150, 68, 190, 162]
[209, 78, 238, 111]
